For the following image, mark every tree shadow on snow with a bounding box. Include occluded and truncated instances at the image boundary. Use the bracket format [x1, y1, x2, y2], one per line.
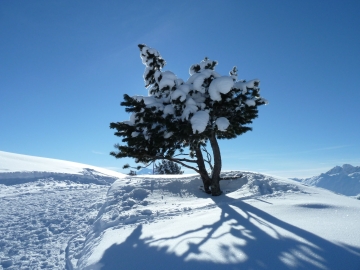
[97, 197, 360, 270]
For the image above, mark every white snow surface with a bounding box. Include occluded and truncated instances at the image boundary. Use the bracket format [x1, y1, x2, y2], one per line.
[0, 151, 127, 269]
[78, 172, 360, 270]
[0, 179, 109, 269]
[0, 151, 126, 179]
[1, 151, 359, 270]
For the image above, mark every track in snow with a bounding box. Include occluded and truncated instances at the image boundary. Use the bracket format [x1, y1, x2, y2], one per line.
[0, 179, 108, 270]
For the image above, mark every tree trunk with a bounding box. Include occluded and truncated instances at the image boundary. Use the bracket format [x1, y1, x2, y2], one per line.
[195, 145, 211, 193]
[209, 132, 222, 196]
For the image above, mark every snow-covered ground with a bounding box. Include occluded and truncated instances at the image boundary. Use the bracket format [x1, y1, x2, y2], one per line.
[0, 180, 108, 269]
[0, 151, 126, 269]
[77, 172, 360, 270]
[0, 151, 125, 186]
[1, 151, 360, 269]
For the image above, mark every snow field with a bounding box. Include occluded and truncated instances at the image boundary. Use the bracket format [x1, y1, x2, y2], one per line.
[77, 172, 360, 270]
[0, 151, 127, 269]
[0, 179, 108, 269]
[1, 150, 360, 270]
[0, 150, 126, 181]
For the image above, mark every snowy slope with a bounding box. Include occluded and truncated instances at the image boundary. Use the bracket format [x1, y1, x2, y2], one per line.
[0, 151, 127, 269]
[76, 172, 360, 270]
[0, 151, 126, 185]
[0, 180, 109, 269]
[1, 152, 359, 269]
[293, 164, 360, 196]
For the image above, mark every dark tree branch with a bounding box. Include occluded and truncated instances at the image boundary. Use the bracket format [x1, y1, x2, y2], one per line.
[165, 157, 200, 174]
[201, 146, 214, 171]
[124, 152, 200, 174]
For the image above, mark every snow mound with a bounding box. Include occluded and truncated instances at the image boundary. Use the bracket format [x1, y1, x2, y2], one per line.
[76, 172, 316, 269]
[76, 171, 360, 270]
[90, 171, 304, 234]
[245, 172, 302, 196]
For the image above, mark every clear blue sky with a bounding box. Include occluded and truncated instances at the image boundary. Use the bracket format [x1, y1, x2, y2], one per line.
[1, 0, 359, 178]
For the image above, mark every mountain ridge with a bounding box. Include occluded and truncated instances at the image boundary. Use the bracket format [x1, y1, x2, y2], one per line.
[293, 164, 360, 196]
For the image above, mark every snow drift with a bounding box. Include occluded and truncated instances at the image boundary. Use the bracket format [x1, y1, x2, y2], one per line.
[0, 151, 126, 185]
[76, 172, 360, 270]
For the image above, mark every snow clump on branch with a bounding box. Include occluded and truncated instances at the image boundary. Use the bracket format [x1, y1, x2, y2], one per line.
[123, 44, 267, 136]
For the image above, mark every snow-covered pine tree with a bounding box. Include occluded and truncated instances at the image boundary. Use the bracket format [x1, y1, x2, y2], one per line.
[110, 44, 268, 196]
[154, 160, 184, 174]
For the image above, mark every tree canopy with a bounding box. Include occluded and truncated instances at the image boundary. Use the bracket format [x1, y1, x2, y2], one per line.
[110, 44, 267, 195]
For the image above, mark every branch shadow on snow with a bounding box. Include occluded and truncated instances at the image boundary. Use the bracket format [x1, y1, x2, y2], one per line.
[96, 197, 360, 270]
[156, 177, 248, 198]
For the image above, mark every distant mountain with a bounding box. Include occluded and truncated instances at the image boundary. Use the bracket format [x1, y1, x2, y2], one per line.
[293, 164, 360, 196]
[137, 167, 154, 175]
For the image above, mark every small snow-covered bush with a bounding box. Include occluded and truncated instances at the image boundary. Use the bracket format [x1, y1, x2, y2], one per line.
[154, 160, 183, 175]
